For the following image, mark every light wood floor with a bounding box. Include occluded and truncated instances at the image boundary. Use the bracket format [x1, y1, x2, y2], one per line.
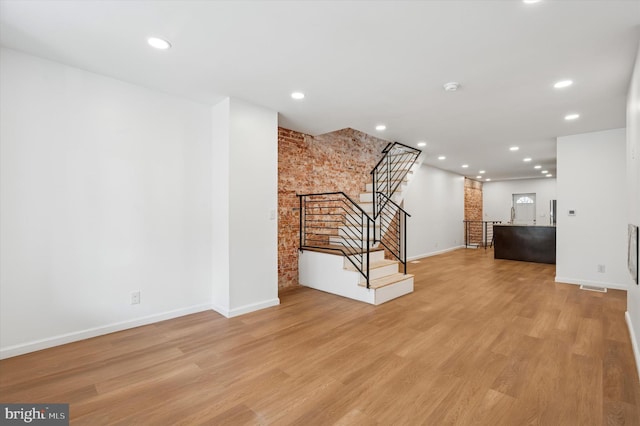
[1, 248, 640, 425]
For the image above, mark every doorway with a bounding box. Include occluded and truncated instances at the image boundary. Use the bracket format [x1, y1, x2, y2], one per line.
[512, 193, 536, 225]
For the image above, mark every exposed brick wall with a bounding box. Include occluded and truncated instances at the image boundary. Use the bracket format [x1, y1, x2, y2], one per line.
[464, 178, 484, 244]
[278, 127, 389, 290]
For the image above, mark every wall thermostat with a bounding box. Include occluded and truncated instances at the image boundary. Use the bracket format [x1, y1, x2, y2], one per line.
[568, 210, 576, 216]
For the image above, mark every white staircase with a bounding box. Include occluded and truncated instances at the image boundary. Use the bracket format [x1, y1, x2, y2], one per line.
[299, 247, 414, 305]
[298, 143, 422, 305]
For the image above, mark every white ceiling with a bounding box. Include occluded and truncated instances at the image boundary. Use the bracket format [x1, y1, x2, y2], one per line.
[1, 0, 639, 181]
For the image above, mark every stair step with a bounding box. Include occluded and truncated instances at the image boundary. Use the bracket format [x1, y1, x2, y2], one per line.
[344, 258, 397, 273]
[359, 191, 404, 203]
[359, 272, 414, 289]
[365, 183, 407, 194]
[349, 259, 399, 281]
[301, 244, 384, 256]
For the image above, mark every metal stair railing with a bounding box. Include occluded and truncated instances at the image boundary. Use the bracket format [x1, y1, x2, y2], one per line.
[371, 142, 421, 233]
[376, 192, 411, 274]
[298, 192, 372, 288]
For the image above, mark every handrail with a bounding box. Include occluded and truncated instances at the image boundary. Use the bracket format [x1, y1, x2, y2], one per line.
[376, 191, 411, 217]
[376, 191, 409, 273]
[298, 192, 372, 287]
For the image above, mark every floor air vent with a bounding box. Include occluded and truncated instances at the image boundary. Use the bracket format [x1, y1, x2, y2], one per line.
[579, 284, 607, 293]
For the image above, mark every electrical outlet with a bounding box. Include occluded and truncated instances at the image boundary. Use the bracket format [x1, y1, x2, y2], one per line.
[131, 291, 141, 305]
[597, 264, 606, 273]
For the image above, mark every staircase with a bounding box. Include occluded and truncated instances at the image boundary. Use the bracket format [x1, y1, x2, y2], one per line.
[298, 142, 421, 305]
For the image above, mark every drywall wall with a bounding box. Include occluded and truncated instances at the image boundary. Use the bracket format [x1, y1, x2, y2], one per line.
[626, 43, 640, 377]
[556, 128, 632, 290]
[0, 48, 213, 358]
[211, 99, 231, 314]
[483, 178, 557, 224]
[403, 164, 465, 259]
[228, 98, 279, 315]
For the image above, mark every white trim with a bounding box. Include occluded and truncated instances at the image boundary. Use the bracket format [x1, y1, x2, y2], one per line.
[228, 298, 280, 318]
[626, 311, 640, 381]
[0, 303, 212, 360]
[408, 245, 465, 261]
[554, 276, 629, 291]
[211, 302, 231, 318]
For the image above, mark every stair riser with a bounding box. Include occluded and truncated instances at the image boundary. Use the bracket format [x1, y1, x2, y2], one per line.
[359, 263, 399, 283]
[359, 192, 404, 203]
[365, 182, 408, 193]
[343, 252, 387, 269]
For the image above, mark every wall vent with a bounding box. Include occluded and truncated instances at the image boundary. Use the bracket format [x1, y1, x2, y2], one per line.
[579, 284, 607, 293]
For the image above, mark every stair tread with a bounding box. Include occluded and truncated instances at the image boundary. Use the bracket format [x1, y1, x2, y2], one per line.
[359, 272, 414, 289]
[301, 244, 384, 256]
[344, 259, 398, 272]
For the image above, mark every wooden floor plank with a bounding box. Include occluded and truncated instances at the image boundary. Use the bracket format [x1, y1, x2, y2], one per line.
[1, 247, 639, 425]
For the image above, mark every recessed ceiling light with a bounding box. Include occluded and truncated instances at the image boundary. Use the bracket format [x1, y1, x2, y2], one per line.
[476, 176, 482, 179]
[510, 146, 519, 151]
[523, 158, 532, 162]
[417, 141, 427, 147]
[443, 82, 460, 92]
[479, 170, 486, 174]
[486, 178, 492, 181]
[462, 164, 469, 168]
[523, 0, 541, 3]
[147, 37, 171, 50]
[554, 79, 573, 89]
[438, 156, 446, 160]
[291, 92, 305, 100]
[541, 170, 548, 174]
[546, 174, 553, 177]
[375, 124, 386, 131]
[534, 165, 542, 169]
[565, 113, 580, 120]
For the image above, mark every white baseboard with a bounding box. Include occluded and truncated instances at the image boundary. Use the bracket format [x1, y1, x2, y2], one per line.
[626, 311, 640, 381]
[554, 276, 629, 291]
[212, 297, 280, 318]
[408, 245, 465, 261]
[0, 303, 212, 360]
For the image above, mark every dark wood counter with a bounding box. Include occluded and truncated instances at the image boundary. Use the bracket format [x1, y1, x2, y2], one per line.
[493, 225, 556, 264]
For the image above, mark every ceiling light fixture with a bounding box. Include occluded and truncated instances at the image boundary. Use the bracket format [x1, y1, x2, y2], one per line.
[534, 165, 542, 169]
[479, 170, 486, 174]
[291, 92, 305, 100]
[510, 146, 519, 151]
[462, 164, 469, 168]
[375, 124, 386, 131]
[486, 178, 492, 182]
[547, 174, 553, 177]
[147, 37, 171, 50]
[417, 142, 427, 147]
[443, 82, 460, 92]
[565, 113, 580, 120]
[541, 170, 548, 174]
[477, 176, 482, 179]
[554, 79, 573, 89]
[523, 158, 532, 162]
[523, 0, 541, 4]
[438, 156, 446, 160]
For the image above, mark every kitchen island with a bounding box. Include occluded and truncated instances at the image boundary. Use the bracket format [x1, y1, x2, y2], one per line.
[493, 224, 556, 264]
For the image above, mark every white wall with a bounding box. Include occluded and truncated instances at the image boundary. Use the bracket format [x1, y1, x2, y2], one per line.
[0, 48, 213, 358]
[209, 98, 279, 317]
[483, 178, 557, 224]
[404, 164, 465, 259]
[556, 128, 632, 290]
[228, 98, 279, 316]
[626, 43, 640, 377]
